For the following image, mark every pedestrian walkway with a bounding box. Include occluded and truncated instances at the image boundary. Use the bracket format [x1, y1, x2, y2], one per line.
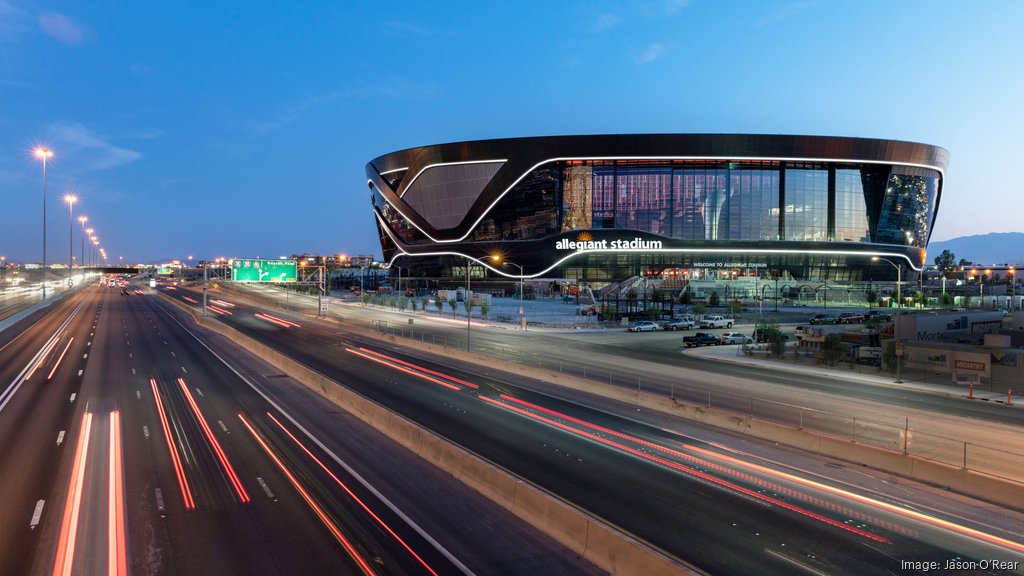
[686, 344, 1020, 407]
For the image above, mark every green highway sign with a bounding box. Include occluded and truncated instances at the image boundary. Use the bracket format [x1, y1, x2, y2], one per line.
[231, 259, 297, 283]
[156, 267, 174, 275]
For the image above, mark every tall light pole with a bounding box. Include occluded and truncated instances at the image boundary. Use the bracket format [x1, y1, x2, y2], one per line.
[34, 147, 53, 298]
[492, 255, 524, 330]
[466, 256, 472, 352]
[86, 229, 95, 266]
[1010, 267, 1016, 310]
[64, 194, 77, 286]
[78, 216, 88, 273]
[873, 257, 902, 383]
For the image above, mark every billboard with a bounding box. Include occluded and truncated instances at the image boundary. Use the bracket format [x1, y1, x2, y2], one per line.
[231, 259, 297, 283]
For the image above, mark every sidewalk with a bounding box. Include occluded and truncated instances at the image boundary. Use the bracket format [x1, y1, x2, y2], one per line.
[686, 344, 1020, 407]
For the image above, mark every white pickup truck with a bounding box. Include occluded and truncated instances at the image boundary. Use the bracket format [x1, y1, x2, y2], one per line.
[699, 315, 733, 329]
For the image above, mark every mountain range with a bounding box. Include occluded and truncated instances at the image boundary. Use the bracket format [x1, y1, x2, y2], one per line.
[927, 232, 1024, 265]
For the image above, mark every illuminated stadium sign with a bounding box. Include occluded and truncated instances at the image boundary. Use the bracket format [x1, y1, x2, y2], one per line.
[555, 233, 663, 252]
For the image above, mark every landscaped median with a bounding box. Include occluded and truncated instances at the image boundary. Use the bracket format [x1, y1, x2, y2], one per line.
[157, 290, 702, 576]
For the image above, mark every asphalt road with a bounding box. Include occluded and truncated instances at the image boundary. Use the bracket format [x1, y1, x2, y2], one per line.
[165, 284, 1024, 574]
[0, 282, 598, 576]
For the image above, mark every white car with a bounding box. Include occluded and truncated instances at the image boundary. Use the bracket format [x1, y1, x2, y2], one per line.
[627, 320, 661, 332]
[719, 331, 752, 345]
[699, 315, 734, 329]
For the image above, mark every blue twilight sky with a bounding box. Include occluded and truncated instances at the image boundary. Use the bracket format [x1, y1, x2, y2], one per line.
[2, 1, 1022, 264]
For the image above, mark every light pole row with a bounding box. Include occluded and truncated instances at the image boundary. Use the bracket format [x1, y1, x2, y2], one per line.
[33, 146, 111, 299]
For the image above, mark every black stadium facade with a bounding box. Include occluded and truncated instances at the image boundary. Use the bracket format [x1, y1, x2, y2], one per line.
[365, 134, 947, 287]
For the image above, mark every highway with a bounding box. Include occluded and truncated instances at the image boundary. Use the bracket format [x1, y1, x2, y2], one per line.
[163, 283, 1024, 574]
[0, 282, 598, 575]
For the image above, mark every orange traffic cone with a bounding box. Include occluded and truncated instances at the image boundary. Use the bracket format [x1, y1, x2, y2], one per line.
[968, 384, 974, 399]
[1008, 389, 1014, 406]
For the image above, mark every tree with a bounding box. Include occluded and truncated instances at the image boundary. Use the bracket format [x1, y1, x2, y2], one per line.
[767, 331, 787, 358]
[866, 290, 878, 308]
[727, 301, 743, 315]
[821, 333, 844, 366]
[433, 294, 444, 314]
[389, 296, 397, 309]
[646, 307, 661, 321]
[693, 303, 707, 316]
[934, 249, 957, 278]
[680, 289, 692, 307]
[361, 293, 370, 306]
[883, 341, 897, 372]
[939, 292, 953, 307]
[421, 297, 430, 312]
[464, 298, 475, 319]
[398, 296, 409, 312]
[447, 296, 458, 317]
[409, 298, 417, 312]
[708, 291, 720, 307]
[913, 290, 924, 309]
[480, 301, 490, 319]
[963, 294, 973, 308]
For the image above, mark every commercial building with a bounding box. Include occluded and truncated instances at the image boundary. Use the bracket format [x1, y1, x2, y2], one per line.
[365, 134, 947, 290]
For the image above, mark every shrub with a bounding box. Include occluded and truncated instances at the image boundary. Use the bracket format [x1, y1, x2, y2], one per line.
[821, 333, 843, 366]
[708, 291, 720, 307]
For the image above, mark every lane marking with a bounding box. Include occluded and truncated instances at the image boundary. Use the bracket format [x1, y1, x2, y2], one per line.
[143, 425, 149, 439]
[51, 412, 93, 576]
[195, 387, 203, 397]
[154, 488, 165, 513]
[217, 420, 228, 432]
[30, 500, 45, 529]
[56, 430, 66, 445]
[83, 354, 88, 359]
[78, 370, 83, 377]
[257, 477, 275, 499]
[131, 368, 136, 375]
[69, 393, 76, 403]
[180, 367, 187, 374]
[135, 390, 140, 400]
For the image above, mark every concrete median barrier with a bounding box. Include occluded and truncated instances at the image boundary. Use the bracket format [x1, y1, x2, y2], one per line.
[157, 291, 702, 575]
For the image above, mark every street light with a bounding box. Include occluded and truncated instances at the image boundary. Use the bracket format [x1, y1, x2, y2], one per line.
[492, 254, 525, 329]
[872, 257, 903, 383]
[34, 147, 53, 299]
[86, 228, 94, 266]
[78, 216, 88, 273]
[1010, 267, 1016, 310]
[64, 194, 77, 287]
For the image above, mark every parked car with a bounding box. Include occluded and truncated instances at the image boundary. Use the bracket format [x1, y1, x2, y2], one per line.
[719, 332, 753, 345]
[683, 332, 720, 347]
[863, 310, 893, 322]
[837, 312, 864, 324]
[627, 320, 661, 332]
[808, 314, 837, 325]
[661, 317, 696, 331]
[699, 315, 734, 329]
[753, 328, 790, 343]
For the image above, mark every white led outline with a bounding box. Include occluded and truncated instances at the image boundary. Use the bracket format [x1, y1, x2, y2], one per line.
[379, 167, 408, 176]
[374, 212, 924, 277]
[397, 159, 508, 199]
[370, 155, 945, 244]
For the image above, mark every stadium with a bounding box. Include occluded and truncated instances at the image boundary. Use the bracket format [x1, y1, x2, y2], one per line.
[365, 134, 947, 299]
